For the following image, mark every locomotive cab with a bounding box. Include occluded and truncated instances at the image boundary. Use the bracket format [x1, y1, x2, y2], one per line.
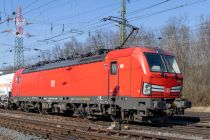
[105, 47, 191, 120]
[143, 50, 182, 98]
[138, 48, 191, 117]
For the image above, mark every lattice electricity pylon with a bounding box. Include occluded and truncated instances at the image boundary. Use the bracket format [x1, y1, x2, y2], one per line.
[14, 4, 24, 69]
[15, 36, 24, 69]
[1, 3, 33, 69]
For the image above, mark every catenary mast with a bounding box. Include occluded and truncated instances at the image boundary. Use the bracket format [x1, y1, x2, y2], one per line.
[120, 0, 126, 45]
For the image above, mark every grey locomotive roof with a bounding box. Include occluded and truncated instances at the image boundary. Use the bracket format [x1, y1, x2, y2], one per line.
[23, 54, 106, 74]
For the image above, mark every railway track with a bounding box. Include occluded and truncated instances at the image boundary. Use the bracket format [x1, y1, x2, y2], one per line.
[0, 109, 210, 139]
[0, 109, 206, 126]
[0, 113, 190, 140]
[127, 122, 210, 139]
[124, 114, 210, 139]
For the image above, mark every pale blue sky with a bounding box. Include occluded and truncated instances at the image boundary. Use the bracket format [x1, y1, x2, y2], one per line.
[0, 0, 210, 66]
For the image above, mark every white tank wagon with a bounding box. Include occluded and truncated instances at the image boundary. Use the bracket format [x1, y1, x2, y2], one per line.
[0, 73, 15, 101]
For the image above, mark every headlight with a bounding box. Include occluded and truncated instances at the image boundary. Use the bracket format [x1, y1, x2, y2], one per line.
[143, 83, 151, 95]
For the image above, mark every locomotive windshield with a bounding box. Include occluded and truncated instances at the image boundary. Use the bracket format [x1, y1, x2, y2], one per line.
[145, 53, 180, 73]
[164, 55, 180, 73]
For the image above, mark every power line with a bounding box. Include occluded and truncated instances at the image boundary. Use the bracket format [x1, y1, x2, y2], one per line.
[71, 0, 209, 33]
[2, 21, 210, 59]
[23, 0, 57, 15]
[13, 0, 209, 48]
[18, 0, 120, 42]
[38, 22, 112, 45]
[23, 0, 39, 10]
[24, 0, 171, 42]
[30, 0, 71, 23]
[19, 0, 120, 42]
[22, 17, 210, 50]
[129, 0, 208, 21]
[22, 23, 109, 47]
[51, 1, 120, 23]
[127, 0, 171, 16]
[31, 5, 120, 26]
[30, 4, 120, 41]
[44, 20, 210, 48]
[28, 0, 142, 27]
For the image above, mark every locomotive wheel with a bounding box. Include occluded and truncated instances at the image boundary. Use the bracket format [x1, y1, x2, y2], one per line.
[24, 106, 30, 112]
[20, 103, 25, 111]
[41, 109, 48, 115]
[111, 114, 122, 122]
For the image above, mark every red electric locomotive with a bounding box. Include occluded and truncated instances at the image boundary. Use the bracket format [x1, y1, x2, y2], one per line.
[10, 46, 191, 122]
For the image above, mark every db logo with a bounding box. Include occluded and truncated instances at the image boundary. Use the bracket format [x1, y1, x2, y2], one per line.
[165, 88, 170, 93]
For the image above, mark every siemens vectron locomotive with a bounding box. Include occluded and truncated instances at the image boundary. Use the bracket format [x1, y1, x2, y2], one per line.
[9, 46, 191, 122]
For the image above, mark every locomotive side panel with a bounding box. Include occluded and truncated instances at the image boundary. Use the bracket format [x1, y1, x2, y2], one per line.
[67, 62, 107, 96]
[130, 54, 144, 98]
[117, 56, 131, 97]
[20, 71, 40, 96]
[15, 61, 107, 97]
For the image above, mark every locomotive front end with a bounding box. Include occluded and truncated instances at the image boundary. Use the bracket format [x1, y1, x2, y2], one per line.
[139, 48, 191, 116]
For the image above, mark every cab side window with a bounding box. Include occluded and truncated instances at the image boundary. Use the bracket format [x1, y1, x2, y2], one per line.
[110, 62, 117, 75]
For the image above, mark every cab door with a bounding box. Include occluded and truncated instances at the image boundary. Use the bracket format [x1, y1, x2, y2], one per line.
[109, 61, 119, 97]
